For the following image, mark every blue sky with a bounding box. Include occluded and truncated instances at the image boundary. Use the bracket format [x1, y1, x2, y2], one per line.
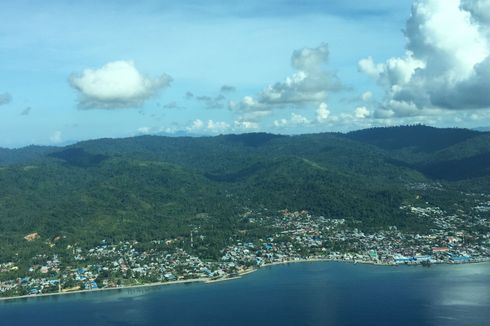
[1, 0, 489, 147]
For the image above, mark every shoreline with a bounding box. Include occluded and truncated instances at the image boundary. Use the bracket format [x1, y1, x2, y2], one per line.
[1, 258, 488, 303]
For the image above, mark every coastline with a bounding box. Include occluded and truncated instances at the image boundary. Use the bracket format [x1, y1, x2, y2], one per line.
[1, 258, 488, 303]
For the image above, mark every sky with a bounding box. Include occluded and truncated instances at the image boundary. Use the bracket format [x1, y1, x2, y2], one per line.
[1, 0, 490, 147]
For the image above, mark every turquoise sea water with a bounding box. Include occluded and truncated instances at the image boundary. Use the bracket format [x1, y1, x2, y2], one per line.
[1, 262, 489, 326]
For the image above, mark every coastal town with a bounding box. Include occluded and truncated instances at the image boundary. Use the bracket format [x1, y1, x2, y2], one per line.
[1, 195, 489, 299]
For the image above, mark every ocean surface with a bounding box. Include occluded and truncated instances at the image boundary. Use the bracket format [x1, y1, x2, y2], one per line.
[1, 262, 489, 326]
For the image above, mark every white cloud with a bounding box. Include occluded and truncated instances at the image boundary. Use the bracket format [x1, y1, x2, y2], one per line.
[50, 130, 62, 143]
[316, 102, 331, 123]
[290, 113, 310, 125]
[187, 119, 230, 133]
[137, 127, 151, 134]
[268, 103, 375, 130]
[312, 102, 375, 127]
[361, 56, 426, 86]
[188, 119, 204, 130]
[70, 60, 172, 109]
[273, 113, 310, 128]
[233, 43, 342, 123]
[233, 96, 270, 117]
[355, 106, 370, 119]
[206, 119, 230, 132]
[358, 57, 384, 79]
[257, 43, 341, 106]
[231, 96, 272, 129]
[360, 0, 490, 117]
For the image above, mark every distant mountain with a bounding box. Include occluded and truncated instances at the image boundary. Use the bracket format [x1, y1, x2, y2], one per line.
[0, 125, 489, 261]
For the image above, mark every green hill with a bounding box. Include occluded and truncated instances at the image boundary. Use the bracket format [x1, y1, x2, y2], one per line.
[0, 125, 488, 262]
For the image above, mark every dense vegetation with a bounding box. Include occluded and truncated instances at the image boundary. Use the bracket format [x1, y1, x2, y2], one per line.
[0, 125, 489, 262]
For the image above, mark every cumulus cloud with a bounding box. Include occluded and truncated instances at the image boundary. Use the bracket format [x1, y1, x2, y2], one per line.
[187, 119, 231, 133]
[189, 119, 204, 130]
[461, 0, 490, 24]
[272, 102, 372, 129]
[316, 102, 331, 123]
[69, 60, 172, 109]
[257, 43, 342, 106]
[137, 127, 151, 134]
[232, 43, 342, 125]
[355, 106, 370, 119]
[206, 120, 230, 132]
[359, 0, 490, 117]
[0, 92, 12, 106]
[290, 113, 310, 125]
[313, 102, 375, 127]
[230, 96, 272, 127]
[273, 113, 310, 127]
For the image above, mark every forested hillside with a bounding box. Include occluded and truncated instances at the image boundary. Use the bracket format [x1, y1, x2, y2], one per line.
[0, 125, 489, 261]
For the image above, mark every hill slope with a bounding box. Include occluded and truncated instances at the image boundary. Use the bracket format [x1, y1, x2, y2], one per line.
[0, 125, 489, 261]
